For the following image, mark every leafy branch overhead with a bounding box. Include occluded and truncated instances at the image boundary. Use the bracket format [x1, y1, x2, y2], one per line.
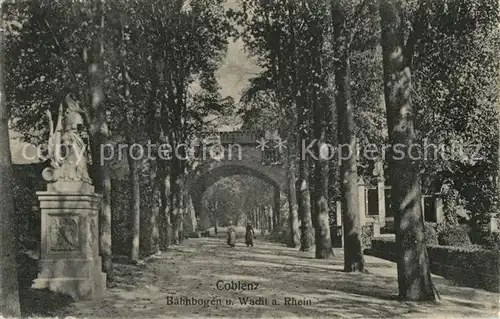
[5, 0, 235, 145]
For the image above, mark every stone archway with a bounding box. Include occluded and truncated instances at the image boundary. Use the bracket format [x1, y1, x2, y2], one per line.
[187, 162, 287, 231]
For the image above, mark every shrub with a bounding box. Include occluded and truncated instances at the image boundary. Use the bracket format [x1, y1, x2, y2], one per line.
[481, 232, 500, 251]
[183, 231, 201, 239]
[12, 164, 50, 255]
[438, 225, 472, 247]
[111, 180, 131, 256]
[12, 181, 43, 253]
[381, 219, 394, 234]
[361, 224, 374, 249]
[424, 222, 438, 245]
[184, 231, 201, 239]
[200, 230, 211, 237]
[266, 226, 288, 244]
[330, 225, 342, 248]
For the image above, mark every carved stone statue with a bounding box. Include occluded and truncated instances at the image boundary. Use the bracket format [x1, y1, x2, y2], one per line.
[373, 159, 384, 180]
[42, 95, 92, 188]
[34, 98, 105, 300]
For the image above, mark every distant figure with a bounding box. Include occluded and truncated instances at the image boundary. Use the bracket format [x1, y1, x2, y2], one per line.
[245, 223, 255, 247]
[227, 223, 236, 247]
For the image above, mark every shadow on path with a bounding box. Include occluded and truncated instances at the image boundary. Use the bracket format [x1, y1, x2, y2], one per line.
[45, 238, 498, 318]
[18, 252, 74, 317]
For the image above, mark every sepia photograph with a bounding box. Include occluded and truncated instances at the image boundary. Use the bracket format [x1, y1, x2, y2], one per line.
[0, 0, 499, 317]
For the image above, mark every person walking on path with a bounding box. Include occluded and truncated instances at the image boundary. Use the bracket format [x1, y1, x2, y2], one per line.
[245, 223, 255, 247]
[227, 222, 236, 247]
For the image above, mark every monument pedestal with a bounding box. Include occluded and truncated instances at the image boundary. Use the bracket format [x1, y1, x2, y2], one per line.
[32, 187, 106, 300]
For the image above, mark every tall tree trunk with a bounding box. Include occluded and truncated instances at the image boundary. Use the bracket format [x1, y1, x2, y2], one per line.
[296, 76, 313, 250]
[158, 156, 172, 250]
[313, 128, 333, 259]
[158, 65, 172, 250]
[285, 90, 300, 247]
[148, 166, 160, 254]
[127, 142, 140, 263]
[179, 180, 187, 242]
[497, 12, 500, 217]
[297, 140, 313, 251]
[287, 161, 300, 247]
[313, 95, 333, 259]
[273, 188, 280, 229]
[0, 7, 21, 314]
[312, 19, 332, 259]
[268, 206, 274, 230]
[120, 15, 140, 263]
[260, 206, 266, 235]
[168, 71, 185, 245]
[145, 63, 160, 256]
[214, 217, 218, 234]
[253, 208, 257, 230]
[170, 156, 182, 244]
[213, 201, 218, 234]
[184, 194, 196, 234]
[89, 128, 112, 279]
[332, 0, 365, 272]
[380, 0, 436, 301]
[309, 161, 317, 234]
[87, 0, 113, 283]
[286, 2, 312, 251]
[272, 3, 299, 247]
[498, 102, 500, 218]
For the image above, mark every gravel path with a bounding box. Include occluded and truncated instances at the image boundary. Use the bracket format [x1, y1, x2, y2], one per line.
[49, 238, 498, 318]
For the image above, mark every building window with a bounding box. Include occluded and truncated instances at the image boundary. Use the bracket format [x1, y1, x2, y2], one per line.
[367, 188, 378, 215]
[423, 195, 436, 222]
[385, 188, 392, 217]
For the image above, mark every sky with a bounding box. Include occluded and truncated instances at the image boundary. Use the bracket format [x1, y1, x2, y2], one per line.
[212, 0, 261, 131]
[213, 37, 260, 131]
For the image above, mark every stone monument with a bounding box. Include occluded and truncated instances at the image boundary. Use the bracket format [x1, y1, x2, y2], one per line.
[373, 160, 386, 227]
[32, 95, 106, 300]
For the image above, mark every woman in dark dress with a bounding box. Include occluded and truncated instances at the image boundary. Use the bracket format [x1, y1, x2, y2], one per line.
[245, 223, 255, 247]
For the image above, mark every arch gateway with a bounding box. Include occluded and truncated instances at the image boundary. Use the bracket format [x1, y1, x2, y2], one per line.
[186, 131, 287, 231]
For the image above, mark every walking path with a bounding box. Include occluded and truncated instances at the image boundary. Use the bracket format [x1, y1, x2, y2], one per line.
[49, 238, 498, 318]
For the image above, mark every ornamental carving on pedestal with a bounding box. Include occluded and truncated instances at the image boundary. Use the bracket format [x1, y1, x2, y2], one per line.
[49, 216, 79, 251]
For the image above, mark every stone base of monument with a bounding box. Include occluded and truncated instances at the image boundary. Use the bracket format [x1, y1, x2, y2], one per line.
[32, 185, 106, 300]
[32, 258, 106, 300]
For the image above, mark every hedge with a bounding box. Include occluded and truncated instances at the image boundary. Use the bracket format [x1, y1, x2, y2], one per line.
[480, 232, 500, 251]
[437, 225, 472, 247]
[427, 245, 499, 292]
[370, 235, 398, 262]
[370, 236, 500, 292]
